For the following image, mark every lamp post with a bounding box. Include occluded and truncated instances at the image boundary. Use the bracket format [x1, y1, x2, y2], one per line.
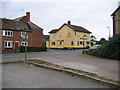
[107, 27, 110, 40]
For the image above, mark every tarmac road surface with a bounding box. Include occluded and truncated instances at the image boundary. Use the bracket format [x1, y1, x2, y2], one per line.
[2, 63, 107, 88]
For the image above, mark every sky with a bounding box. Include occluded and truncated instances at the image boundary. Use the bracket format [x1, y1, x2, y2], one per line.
[1, 0, 120, 40]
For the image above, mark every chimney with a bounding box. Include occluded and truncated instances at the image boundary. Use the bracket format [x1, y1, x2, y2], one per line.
[26, 12, 30, 22]
[68, 20, 71, 25]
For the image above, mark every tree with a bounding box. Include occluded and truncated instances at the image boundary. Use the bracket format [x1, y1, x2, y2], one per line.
[90, 35, 96, 41]
[98, 38, 107, 44]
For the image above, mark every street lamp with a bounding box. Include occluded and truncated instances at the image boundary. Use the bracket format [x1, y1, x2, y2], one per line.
[107, 27, 110, 40]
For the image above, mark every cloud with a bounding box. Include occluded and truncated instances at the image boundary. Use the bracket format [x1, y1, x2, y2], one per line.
[1, 0, 120, 40]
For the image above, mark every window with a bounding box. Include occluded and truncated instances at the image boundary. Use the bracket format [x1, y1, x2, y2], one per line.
[77, 41, 79, 45]
[21, 32, 26, 37]
[60, 41, 62, 45]
[59, 32, 62, 37]
[52, 33, 55, 37]
[78, 32, 80, 36]
[86, 41, 90, 45]
[80, 41, 83, 45]
[3, 30, 13, 37]
[83, 33, 85, 37]
[75, 31, 76, 35]
[51, 42, 55, 45]
[4, 41, 13, 48]
[21, 42, 28, 46]
[71, 41, 74, 45]
[87, 34, 89, 37]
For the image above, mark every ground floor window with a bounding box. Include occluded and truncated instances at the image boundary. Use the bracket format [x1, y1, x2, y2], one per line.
[21, 42, 28, 46]
[77, 41, 79, 45]
[71, 41, 74, 45]
[80, 41, 83, 45]
[4, 41, 13, 48]
[60, 41, 62, 45]
[51, 42, 55, 45]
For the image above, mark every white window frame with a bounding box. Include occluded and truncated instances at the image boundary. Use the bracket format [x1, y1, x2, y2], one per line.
[59, 32, 62, 37]
[78, 32, 80, 36]
[21, 32, 26, 38]
[52, 33, 55, 37]
[3, 30, 13, 37]
[21, 42, 28, 46]
[4, 41, 13, 48]
[83, 33, 85, 37]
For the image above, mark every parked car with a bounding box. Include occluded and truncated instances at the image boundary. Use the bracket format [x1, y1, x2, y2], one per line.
[89, 45, 101, 49]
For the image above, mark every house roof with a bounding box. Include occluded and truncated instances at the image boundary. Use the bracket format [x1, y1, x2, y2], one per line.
[0, 14, 43, 31]
[0, 18, 31, 31]
[49, 23, 91, 33]
[43, 35, 50, 40]
[111, 6, 120, 16]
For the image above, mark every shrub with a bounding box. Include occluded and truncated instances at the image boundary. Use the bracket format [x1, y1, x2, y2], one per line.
[85, 35, 120, 60]
[19, 46, 47, 52]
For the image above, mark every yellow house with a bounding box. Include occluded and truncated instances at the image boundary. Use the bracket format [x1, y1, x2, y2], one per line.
[111, 6, 120, 36]
[47, 21, 91, 49]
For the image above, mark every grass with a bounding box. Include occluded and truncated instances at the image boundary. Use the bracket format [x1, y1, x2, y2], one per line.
[1, 59, 24, 64]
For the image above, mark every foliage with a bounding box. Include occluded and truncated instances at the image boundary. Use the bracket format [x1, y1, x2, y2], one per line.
[85, 35, 120, 60]
[19, 46, 47, 52]
[97, 38, 107, 44]
[90, 35, 96, 41]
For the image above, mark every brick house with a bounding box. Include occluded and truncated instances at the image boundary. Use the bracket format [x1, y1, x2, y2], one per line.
[0, 12, 43, 52]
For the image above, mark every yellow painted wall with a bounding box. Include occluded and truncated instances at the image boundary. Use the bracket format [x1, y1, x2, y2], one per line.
[115, 8, 120, 35]
[48, 25, 91, 49]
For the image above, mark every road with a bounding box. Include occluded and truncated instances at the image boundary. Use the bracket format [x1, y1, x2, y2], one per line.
[2, 49, 82, 60]
[2, 63, 107, 88]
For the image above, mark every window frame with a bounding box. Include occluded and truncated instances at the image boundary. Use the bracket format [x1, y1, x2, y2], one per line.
[21, 32, 26, 38]
[78, 32, 80, 36]
[21, 42, 28, 46]
[3, 30, 13, 37]
[52, 33, 55, 37]
[59, 32, 62, 37]
[4, 41, 13, 48]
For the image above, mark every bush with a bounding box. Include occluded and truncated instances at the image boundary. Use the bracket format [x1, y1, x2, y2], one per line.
[19, 46, 47, 52]
[85, 35, 120, 60]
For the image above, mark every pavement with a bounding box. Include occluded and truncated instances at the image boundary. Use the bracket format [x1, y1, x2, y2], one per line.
[34, 50, 119, 82]
[2, 49, 119, 82]
[2, 63, 106, 88]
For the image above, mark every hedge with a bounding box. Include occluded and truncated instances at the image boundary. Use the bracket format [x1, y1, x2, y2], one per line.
[85, 35, 120, 60]
[19, 46, 47, 52]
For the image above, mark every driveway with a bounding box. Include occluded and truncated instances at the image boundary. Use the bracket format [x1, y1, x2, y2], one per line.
[2, 49, 119, 81]
[2, 63, 106, 88]
[2, 49, 82, 60]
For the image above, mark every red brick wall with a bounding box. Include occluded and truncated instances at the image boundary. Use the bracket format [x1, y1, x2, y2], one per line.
[32, 30, 43, 47]
[2, 30, 43, 51]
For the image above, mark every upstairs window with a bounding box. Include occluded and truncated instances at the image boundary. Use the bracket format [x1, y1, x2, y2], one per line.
[87, 34, 89, 37]
[78, 32, 80, 36]
[52, 33, 55, 37]
[4, 41, 13, 48]
[59, 32, 62, 37]
[3, 30, 13, 37]
[21, 32, 26, 38]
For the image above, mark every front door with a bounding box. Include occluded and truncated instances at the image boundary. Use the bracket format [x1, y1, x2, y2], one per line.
[15, 42, 19, 49]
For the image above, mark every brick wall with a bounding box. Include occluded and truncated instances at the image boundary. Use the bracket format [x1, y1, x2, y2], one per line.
[2, 29, 43, 52]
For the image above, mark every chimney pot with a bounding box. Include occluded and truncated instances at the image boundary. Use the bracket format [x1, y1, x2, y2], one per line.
[26, 12, 30, 22]
[68, 20, 71, 25]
